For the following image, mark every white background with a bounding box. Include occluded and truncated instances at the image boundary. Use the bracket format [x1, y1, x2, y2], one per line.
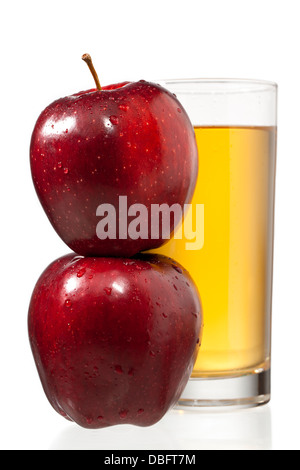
[0, 0, 299, 450]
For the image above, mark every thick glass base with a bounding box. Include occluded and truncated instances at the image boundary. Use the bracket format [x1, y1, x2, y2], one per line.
[177, 369, 270, 409]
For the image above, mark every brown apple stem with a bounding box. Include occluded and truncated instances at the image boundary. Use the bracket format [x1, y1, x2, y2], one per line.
[82, 53, 102, 90]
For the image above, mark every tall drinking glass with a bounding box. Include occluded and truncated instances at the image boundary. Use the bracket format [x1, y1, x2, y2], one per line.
[152, 79, 277, 407]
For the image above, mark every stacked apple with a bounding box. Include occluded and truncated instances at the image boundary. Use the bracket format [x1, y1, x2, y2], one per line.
[28, 55, 203, 429]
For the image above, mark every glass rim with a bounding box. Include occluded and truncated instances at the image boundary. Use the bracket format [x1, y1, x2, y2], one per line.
[155, 78, 277, 94]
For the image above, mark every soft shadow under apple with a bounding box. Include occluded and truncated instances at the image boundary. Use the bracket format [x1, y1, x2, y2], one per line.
[50, 405, 272, 450]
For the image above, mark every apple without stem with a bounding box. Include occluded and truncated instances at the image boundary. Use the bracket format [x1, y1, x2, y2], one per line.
[30, 55, 198, 257]
[28, 253, 202, 429]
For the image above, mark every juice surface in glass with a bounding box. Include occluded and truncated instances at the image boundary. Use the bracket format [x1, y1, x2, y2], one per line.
[152, 126, 276, 378]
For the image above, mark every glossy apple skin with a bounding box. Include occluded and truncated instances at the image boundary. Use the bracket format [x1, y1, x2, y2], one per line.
[28, 253, 202, 429]
[30, 81, 198, 257]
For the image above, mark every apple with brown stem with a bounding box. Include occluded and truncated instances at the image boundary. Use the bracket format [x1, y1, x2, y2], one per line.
[30, 55, 198, 257]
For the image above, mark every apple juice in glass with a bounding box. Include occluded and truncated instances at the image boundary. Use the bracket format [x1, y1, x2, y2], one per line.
[152, 79, 277, 407]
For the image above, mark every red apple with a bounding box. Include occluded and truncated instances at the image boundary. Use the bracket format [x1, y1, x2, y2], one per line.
[28, 253, 202, 429]
[30, 55, 198, 257]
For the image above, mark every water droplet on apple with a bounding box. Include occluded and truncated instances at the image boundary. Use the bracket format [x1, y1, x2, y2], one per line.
[115, 365, 123, 374]
[86, 417, 93, 425]
[118, 104, 129, 111]
[97, 415, 104, 421]
[173, 284, 178, 291]
[77, 268, 86, 278]
[64, 168, 69, 174]
[177, 107, 182, 113]
[104, 287, 112, 295]
[65, 299, 72, 308]
[109, 115, 119, 125]
[58, 162, 62, 169]
[137, 409, 144, 415]
[123, 260, 135, 266]
[149, 350, 156, 357]
[119, 409, 128, 419]
[162, 313, 167, 318]
[172, 264, 183, 274]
